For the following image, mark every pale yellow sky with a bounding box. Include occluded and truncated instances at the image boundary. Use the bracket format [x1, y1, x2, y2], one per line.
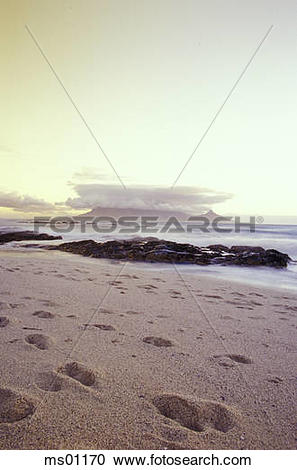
[1, 0, 297, 218]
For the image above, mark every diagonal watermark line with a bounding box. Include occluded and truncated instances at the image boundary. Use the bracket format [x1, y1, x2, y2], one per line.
[25, 24, 127, 190]
[172, 263, 275, 429]
[171, 25, 273, 189]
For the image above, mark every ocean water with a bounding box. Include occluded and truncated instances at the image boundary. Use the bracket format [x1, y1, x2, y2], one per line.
[0, 218, 297, 291]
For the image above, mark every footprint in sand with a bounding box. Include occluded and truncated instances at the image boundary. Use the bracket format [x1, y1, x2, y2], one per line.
[168, 289, 185, 299]
[143, 336, 174, 347]
[236, 306, 254, 310]
[99, 308, 114, 314]
[25, 334, 52, 350]
[275, 310, 294, 317]
[216, 359, 235, 369]
[0, 316, 9, 328]
[152, 277, 166, 283]
[203, 294, 223, 300]
[248, 316, 266, 320]
[227, 354, 252, 364]
[267, 376, 283, 384]
[231, 292, 247, 297]
[0, 387, 35, 423]
[23, 327, 42, 331]
[221, 315, 237, 321]
[152, 394, 238, 433]
[62, 362, 96, 386]
[137, 284, 158, 293]
[120, 274, 139, 280]
[33, 310, 55, 319]
[272, 304, 297, 313]
[84, 323, 115, 331]
[39, 300, 60, 308]
[10, 303, 25, 309]
[0, 301, 11, 310]
[214, 354, 252, 365]
[109, 280, 122, 286]
[35, 371, 64, 392]
[74, 268, 89, 274]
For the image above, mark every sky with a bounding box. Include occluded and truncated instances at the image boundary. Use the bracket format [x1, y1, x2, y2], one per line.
[1, 0, 297, 220]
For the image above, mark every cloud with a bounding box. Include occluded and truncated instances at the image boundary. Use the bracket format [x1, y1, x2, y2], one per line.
[0, 179, 232, 216]
[0, 191, 57, 213]
[66, 184, 233, 214]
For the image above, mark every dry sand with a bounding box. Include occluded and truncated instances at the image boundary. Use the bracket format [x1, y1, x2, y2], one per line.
[0, 248, 296, 449]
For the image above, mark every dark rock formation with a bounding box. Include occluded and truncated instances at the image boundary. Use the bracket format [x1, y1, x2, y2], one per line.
[230, 245, 265, 254]
[49, 238, 291, 268]
[0, 231, 62, 245]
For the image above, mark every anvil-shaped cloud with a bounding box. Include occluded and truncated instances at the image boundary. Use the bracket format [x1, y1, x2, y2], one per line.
[0, 183, 232, 216]
[66, 184, 233, 215]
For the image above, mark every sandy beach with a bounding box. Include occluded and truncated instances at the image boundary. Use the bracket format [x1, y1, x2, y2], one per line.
[0, 248, 296, 450]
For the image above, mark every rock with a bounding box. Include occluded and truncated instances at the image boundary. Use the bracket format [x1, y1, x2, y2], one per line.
[230, 245, 266, 254]
[0, 231, 62, 244]
[49, 238, 291, 268]
[264, 249, 291, 268]
[207, 244, 230, 252]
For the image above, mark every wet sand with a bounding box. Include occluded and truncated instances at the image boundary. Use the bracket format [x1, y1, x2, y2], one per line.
[0, 249, 296, 449]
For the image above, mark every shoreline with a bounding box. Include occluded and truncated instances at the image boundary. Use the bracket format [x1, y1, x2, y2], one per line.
[0, 249, 296, 449]
[1, 245, 297, 294]
[1, 229, 296, 293]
